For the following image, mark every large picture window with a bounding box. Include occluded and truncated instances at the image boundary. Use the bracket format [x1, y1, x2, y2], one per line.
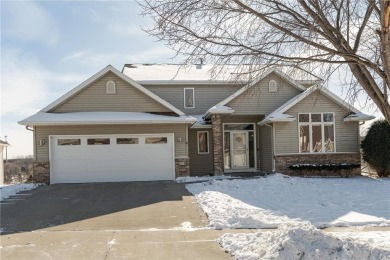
[184, 88, 195, 108]
[197, 131, 209, 154]
[299, 113, 335, 153]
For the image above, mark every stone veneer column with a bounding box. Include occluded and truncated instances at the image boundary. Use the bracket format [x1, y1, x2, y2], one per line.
[175, 158, 190, 178]
[212, 114, 224, 175]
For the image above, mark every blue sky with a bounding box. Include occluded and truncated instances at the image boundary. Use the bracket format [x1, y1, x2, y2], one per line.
[1, 0, 177, 158]
[0, 0, 382, 158]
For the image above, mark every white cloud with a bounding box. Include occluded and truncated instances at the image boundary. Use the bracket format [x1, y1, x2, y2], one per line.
[107, 23, 145, 37]
[126, 46, 176, 63]
[3, 1, 59, 45]
[1, 49, 87, 117]
[62, 50, 92, 62]
[61, 49, 119, 67]
[1, 49, 50, 117]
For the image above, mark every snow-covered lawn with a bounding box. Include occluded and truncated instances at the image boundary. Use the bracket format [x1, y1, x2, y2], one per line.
[183, 174, 390, 259]
[219, 222, 390, 260]
[0, 183, 40, 201]
[185, 174, 390, 229]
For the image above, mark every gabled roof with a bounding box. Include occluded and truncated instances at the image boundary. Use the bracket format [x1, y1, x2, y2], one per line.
[18, 112, 196, 126]
[258, 85, 375, 125]
[42, 65, 185, 116]
[213, 68, 307, 109]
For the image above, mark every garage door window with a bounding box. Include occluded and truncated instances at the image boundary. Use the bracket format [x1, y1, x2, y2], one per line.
[117, 138, 139, 144]
[145, 137, 167, 144]
[58, 139, 81, 146]
[88, 138, 110, 145]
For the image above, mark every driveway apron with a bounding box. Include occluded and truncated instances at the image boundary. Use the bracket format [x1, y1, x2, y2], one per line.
[1, 181, 231, 259]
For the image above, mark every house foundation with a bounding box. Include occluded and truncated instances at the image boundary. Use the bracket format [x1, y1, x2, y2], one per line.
[274, 153, 361, 177]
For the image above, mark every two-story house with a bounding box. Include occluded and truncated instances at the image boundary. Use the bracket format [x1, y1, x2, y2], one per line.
[19, 64, 374, 184]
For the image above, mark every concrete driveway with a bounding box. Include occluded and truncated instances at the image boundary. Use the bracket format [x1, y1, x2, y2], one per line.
[0, 181, 233, 259]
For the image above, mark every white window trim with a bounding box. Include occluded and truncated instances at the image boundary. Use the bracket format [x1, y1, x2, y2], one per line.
[197, 131, 209, 154]
[298, 112, 336, 153]
[184, 88, 195, 108]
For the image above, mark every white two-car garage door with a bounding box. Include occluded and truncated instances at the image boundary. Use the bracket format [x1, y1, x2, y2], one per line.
[49, 134, 175, 184]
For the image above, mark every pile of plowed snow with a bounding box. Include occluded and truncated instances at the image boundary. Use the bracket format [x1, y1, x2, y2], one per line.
[219, 222, 390, 260]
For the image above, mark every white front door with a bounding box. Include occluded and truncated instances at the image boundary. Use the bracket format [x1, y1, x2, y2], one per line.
[231, 131, 249, 169]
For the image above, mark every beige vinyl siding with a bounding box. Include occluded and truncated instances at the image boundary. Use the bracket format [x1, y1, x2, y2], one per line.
[188, 129, 213, 176]
[227, 73, 302, 115]
[52, 72, 171, 113]
[258, 125, 273, 172]
[34, 124, 188, 161]
[274, 91, 359, 154]
[144, 84, 242, 114]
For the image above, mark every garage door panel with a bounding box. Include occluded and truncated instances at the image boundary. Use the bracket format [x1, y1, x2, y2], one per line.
[50, 134, 175, 184]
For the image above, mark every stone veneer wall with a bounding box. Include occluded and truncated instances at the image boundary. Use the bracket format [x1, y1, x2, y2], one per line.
[211, 114, 223, 175]
[275, 153, 361, 177]
[175, 158, 190, 178]
[32, 161, 50, 184]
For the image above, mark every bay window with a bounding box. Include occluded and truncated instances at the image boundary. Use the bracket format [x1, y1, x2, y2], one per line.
[299, 113, 335, 153]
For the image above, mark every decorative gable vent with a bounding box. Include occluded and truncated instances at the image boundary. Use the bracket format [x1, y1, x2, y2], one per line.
[269, 79, 278, 93]
[106, 80, 116, 94]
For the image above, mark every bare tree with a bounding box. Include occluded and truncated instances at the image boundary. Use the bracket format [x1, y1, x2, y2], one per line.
[141, 0, 390, 122]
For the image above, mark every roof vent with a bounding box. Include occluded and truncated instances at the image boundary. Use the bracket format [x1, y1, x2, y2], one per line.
[106, 80, 116, 94]
[196, 58, 204, 69]
[269, 80, 278, 93]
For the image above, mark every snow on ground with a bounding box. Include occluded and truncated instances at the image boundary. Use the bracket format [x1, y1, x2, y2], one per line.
[0, 183, 40, 201]
[219, 222, 390, 260]
[185, 174, 390, 228]
[331, 231, 390, 250]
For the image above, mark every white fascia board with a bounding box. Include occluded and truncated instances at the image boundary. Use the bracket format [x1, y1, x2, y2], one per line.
[318, 87, 360, 114]
[42, 65, 185, 116]
[18, 112, 196, 126]
[137, 80, 245, 85]
[215, 68, 307, 108]
[258, 114, 296, 125]
[343, 113, 375, 122]
[19, 121, 195, 126]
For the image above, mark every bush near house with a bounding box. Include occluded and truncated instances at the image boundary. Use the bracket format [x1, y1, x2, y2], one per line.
[3, 157, 33, 184]
[361, 120, 390, 177]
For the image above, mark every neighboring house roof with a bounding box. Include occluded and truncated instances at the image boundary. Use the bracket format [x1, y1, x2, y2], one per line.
[41, 65, 185, 116]
[18, 112, 196, 126]
[0, 140, 10, 147]
[203, 68, 308, 118]
[258, 85, 375, 125]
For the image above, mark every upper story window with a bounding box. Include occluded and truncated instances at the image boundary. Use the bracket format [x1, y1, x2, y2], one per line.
[299, 113, 335, 153]
[184, 88, 195, 108]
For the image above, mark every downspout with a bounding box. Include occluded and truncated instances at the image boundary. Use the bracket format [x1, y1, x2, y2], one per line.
[265, 122, 275, 172]
[26, 125, 37, 161]
[358, 121, 365, 152]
